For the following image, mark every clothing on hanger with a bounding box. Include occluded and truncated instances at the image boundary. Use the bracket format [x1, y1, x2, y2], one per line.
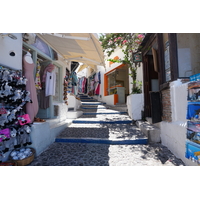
[23, 55, 39, 123]
[42, 63, 55, 82]
[45, 69, 56, 97]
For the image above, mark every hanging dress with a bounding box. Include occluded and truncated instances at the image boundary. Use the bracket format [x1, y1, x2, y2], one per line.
[38, 63, 55, 108]
[23, 56, 39, 123]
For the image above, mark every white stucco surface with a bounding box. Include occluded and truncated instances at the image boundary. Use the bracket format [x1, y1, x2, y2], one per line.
[102, 95, 115, 106]
[30, 119, 73, 156]
[161, 121, 197, 166]
[104, 47, 125, 73]
[160, 80, 197, 166]
[127, 94, 144, 120]
[0, 33, 22, 70]
[67, 95, 81, 111]
[53, 102, 68, 121]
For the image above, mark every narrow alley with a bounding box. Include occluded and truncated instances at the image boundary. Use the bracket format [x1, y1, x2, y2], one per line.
[29, 95, 185, 166]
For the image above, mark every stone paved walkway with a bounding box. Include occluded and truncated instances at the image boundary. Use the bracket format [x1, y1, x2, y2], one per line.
[28, 142, 184, 166]
[28, 95, 185, 166]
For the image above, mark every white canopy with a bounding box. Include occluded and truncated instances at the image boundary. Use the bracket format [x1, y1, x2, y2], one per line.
[77, 64, 97, 73]
[36, 33, 105, 67]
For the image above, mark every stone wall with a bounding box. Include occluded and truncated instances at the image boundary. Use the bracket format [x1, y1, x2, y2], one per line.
[161, 88, 172, 122]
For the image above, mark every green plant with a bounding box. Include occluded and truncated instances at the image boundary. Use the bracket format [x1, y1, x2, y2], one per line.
[131, 80, 142, 94]
[99, 33, 145, 94]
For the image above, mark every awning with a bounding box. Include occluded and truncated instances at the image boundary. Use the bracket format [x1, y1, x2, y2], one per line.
[36, 33, 105, 67]
[77, 64, 96, 73]
[77, 64, 88, 73]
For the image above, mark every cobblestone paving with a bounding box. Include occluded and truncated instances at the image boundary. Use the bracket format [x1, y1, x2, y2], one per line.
[28, 97, 185, 166]
[74, 112, 132, 122]
[28, 142, 185, 166]
[58, 124, 145, 140]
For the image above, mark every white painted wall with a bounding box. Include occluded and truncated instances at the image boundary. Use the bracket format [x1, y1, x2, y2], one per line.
[102, 94, 115, 106]
[0, 33, 22, 70]
[104, 47, 125, 72]
[67, 95, 81, 111]
[160, 80, 197, 166]
[127, 94, 144, 120]
[53, 102, 69, 121]
[30, 119, 72, 156]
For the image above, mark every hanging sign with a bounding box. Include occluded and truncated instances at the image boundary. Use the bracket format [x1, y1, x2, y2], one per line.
[133, 53, 142, 62]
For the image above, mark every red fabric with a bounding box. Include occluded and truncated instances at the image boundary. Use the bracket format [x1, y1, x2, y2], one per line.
[95, 83, 100, 95]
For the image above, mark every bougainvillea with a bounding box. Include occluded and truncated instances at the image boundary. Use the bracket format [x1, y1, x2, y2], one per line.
[99, 33, 144, 64]
[99, 33, 145, 94]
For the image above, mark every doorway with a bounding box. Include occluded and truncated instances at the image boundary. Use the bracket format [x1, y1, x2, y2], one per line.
[143, 52, 160, 122]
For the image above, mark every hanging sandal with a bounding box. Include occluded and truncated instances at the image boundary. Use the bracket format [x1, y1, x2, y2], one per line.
[34, 117, 46, 122]
[34, 117, 40, 122]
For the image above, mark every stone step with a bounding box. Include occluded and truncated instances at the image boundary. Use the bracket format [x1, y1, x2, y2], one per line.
[66, 111, 83, 119]
[81, 106, 107, 109]
[81, 102, 106, 105]
[80, 97, 93, 99]
[80, 99, 95, 101]
[55, 124, 148, 145]
[83, 111, 128, 115]
[136, 120, 161, 143]
[73, 112, 132, 122]
[105, 105, 128, 112]
[55, 138, 147, 145]
[72, 119, 132, 124]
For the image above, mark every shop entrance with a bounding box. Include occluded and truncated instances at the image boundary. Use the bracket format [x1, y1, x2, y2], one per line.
[143, 50, 162, 123]
[104, 64, 129, 105]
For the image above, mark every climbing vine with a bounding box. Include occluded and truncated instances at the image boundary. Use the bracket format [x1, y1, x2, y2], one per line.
[99, 33, 145, 94]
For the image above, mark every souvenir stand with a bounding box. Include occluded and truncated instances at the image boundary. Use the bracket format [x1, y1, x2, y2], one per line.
[0, 65, 34, 164]
[185, 75, 200, 164]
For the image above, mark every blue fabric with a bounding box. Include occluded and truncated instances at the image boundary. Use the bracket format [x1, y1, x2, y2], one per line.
[98, 71, 101, 84]
[187, 102, 200, 120]
[71, 72, 78, 86]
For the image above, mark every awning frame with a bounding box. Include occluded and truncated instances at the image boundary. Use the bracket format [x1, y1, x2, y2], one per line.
[66, 56, 101, 65]
[40, 33, 91, 41]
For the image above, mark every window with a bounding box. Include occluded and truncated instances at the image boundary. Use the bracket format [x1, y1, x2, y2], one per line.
[177, 33, 200, 77]
[108, 71, 116, 89]
[32, 36, 51, 57]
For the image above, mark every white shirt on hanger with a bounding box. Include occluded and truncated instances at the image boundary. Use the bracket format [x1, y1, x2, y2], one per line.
[45, 69, 56, 96]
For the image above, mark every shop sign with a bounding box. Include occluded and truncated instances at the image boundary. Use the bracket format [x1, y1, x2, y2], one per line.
[133, 53, 142, 62]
